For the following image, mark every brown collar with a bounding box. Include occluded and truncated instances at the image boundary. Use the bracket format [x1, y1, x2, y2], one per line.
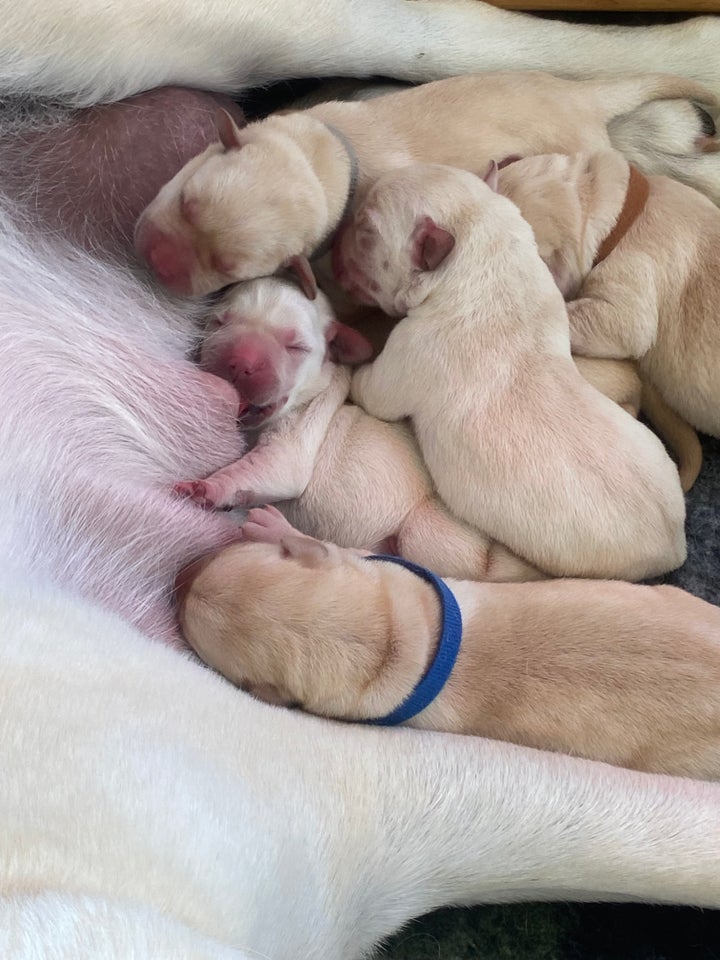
[592, 165, 649, 268]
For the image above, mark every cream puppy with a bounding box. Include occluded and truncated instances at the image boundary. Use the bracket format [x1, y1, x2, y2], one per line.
[176, 278, 695, 578]
[176, 505, 720, 782]
[133, 71, 718, 296]
[341, 163, 687, 581]
[498, 149, 720, 437]
[176, 278, 541, 581]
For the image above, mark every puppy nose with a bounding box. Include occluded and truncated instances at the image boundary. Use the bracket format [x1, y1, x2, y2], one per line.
[135, 222, 195, 295]
[228, 346, 268, 378]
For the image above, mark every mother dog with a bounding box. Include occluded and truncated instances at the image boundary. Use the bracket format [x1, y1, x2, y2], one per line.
[1, 2, 720, 958]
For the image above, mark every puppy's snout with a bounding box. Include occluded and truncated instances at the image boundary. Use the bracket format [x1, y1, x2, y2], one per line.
[135, 220, 196, 295]
[229, 346, 268, 377]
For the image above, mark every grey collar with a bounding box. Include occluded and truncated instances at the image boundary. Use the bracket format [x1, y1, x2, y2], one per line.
[310, 123, 359, 261]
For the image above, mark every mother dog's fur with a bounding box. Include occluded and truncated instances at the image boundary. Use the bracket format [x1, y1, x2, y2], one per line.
[2, 1, 720, 956]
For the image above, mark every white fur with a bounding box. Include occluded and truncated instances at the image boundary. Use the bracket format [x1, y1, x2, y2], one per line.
[347, 164, 686, 579]
[4, 0, 720, 108]
[2, 2, 720, 955]
[190, 280, 540, 580]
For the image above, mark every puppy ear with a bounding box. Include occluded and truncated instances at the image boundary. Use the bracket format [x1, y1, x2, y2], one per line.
[326, 320, 373, 365]
[480, 159, 500, 192]
[284, 254, 317, 300]
[412, 216, 455, 272]
[216, 108, 244, 150]
[244, 681, 301, 709]
[496, 155, 522, 171]
[281, 534, 330, 568]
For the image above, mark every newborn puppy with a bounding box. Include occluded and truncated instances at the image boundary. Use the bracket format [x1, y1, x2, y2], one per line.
[133, 71, 717, 295]
[498, 149, 720, 437]
[341, 163, 687, 581]
[190, 275, 368, 429]
[176, 278, 541, 581]
[176, 506, 720, 782]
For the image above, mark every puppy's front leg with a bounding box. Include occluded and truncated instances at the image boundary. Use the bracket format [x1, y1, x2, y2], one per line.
[175, 370, 346, 509]
[568, 272, 659, 360]
[176, 428, 311, 509]
[350, 323, 418, 421]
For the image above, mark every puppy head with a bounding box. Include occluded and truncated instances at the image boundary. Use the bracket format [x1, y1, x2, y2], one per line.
[332, 162, 505, 317]
[134, 111, 330, 297]
[175, 538, 398, 719]
[498, 150, 632, 299]
[199, 277, 371, 426]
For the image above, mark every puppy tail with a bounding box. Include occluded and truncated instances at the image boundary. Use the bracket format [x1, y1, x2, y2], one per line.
[641, 381, 703, 493]
[595, 75, 719, 123]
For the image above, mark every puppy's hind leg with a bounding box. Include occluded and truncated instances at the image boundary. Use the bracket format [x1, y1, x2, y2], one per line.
[396, 497, 543, 582]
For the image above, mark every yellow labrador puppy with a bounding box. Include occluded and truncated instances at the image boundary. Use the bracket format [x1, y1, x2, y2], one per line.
[176, 505, 720, 782]
[133, 71, 717, 297]
[341, 162, 686, 581]
[498, 149, 720, 436]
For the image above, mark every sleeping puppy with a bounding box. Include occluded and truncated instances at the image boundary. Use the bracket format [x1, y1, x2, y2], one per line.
[133, 71, 718, 296]
[175, 277, 542, 581]
[498, 149, 720, 437]
[340, 162, 687, 581]
[175, 505, 720, 782]
[176, 278, 697, 579]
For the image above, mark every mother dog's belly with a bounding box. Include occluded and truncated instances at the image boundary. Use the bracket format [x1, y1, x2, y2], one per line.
[0, 87, 245, 255]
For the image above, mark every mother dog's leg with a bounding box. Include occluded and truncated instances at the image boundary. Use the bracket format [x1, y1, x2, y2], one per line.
[2, 0, 720, 106]
[3, 582, 717, 960]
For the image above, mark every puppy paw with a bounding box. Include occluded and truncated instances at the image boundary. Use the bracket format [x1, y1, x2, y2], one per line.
[173, 479, 220, 509]
[242, 505, 296, 543]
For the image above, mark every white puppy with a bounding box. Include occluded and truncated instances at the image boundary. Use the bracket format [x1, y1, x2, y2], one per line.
[178, 277, 698, 578]
[498, 149, 720, 437]
[341, 162, 686, 581]
[176, 278, 540, 580]
[133, 71, 719, 296]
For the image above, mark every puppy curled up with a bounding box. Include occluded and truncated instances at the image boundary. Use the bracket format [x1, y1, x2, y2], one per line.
[497, 148, 720, 437]
[341, 161, 686, 581]
[176, 506, 720, 782]
[175, 276, 696, 579]
[133, 70, 720, 297]
[175, 276, 542, 581]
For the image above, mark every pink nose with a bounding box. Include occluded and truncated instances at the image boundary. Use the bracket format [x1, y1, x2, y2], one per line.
[228, 344, 269, 378]
[135, 220, 196, 296]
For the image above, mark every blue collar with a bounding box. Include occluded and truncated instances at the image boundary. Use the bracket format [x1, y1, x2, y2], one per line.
[361, 555, 463, 726]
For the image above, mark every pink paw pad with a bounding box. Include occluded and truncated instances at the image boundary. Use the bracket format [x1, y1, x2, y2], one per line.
[173, 480, 216, 508]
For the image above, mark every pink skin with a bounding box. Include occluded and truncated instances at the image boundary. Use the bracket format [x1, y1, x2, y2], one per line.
[242, 505, 304, 544]
[200, 322, 305, 423]
[174, 310, 373, 511]
[241, 506, 374, 557]
[1, 87, 245, 258]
